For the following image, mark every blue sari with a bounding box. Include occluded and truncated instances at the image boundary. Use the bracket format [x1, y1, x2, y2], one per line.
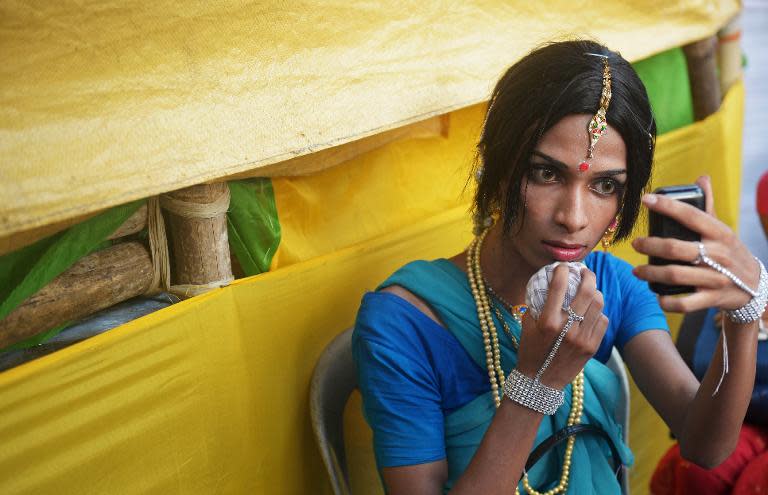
[379, 259, 633, 493]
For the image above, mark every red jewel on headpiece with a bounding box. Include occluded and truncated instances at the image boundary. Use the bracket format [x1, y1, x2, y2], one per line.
[579, 161, 590, 172]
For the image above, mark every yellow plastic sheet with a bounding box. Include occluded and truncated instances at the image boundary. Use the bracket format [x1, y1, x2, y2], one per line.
[0, 207, 472, 495]
[0, 1, 740, 240]
[0, 82, 745, 494]
[271, 104, 482, 268]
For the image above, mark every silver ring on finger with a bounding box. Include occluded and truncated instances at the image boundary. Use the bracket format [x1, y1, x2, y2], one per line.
[692, 241, 759, 298]
[564, 306, 585, 322]
[692, 241, 707, 266]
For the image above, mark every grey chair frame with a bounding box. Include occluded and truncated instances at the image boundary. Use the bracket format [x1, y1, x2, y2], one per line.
[310, 328, 357, 495]
[609, 346, 631, 495]
[310, 328, 631, 495]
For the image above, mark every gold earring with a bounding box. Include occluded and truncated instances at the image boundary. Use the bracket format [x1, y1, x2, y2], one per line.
[601, 218, 618, 250]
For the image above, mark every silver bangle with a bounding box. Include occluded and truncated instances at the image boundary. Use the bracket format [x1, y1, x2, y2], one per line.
[503, 368, 565, 416]
[693, 243, 768, 324]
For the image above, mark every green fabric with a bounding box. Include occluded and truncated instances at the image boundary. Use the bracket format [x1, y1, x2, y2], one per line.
[227, 178, 281, 276]
[380, 260, 633, 494]
[0, 200, 144, 351]
[632, 47, 695, 135]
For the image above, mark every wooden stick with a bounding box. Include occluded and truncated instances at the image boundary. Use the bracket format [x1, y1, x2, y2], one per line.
[108, 204, 147, 240]
[162, 182, 233, 292]
[683, 36, 722, 120]
[0, 242, 154, 349]
[718, 14, 742, 94]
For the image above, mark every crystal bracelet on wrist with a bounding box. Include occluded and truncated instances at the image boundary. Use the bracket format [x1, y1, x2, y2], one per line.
[693, 244, 768, 395]
[693, 243, 768, 324]
[503, 368, 565, 416]
[724, 258, 768, 324]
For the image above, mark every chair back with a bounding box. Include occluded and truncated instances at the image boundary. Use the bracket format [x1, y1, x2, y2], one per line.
[606, 347, 631, 495]
[310, 328, 356, 495]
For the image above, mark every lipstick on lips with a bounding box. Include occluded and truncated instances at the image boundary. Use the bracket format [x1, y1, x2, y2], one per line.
[542, 240, 586, 262]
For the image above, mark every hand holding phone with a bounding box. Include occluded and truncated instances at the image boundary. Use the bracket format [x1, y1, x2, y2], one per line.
[633, 176, 760, 314]
[648, 184, 706, 295]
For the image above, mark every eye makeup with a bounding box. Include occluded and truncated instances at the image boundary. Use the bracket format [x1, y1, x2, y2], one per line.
[531, 150, 627, 180]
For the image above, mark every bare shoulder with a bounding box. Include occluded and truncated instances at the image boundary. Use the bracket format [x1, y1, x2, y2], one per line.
[380, 285, 444, 327]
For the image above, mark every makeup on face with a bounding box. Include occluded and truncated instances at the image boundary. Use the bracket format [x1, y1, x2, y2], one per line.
[540, 241, 587, 262]
[508, 113, 628, 269]
[529, 150, 627, 197]
[531, 150, 626, 179]
[520, 150, 625, 263]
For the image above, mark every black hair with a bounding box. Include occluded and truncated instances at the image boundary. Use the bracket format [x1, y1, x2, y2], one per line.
[473, 39, 656, 241]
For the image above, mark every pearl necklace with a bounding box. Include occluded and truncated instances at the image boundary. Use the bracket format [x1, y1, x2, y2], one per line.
[466, 228, 585, 495]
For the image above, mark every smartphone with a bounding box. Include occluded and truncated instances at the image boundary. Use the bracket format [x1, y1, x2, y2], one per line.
[648, 184, 706, 295]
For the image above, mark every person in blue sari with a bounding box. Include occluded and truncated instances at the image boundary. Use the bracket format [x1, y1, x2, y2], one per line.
[353, 40, 766, 494]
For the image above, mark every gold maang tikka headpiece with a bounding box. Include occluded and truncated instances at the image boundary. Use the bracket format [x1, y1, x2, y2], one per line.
[579, 53, 612, 172]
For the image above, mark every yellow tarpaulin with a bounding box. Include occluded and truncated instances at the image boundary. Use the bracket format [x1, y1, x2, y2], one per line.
[0, 1, 739, 241]
[0, 82, 745, 494]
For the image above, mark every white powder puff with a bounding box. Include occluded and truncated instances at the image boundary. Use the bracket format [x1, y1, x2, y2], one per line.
[525, 262, 586, 320]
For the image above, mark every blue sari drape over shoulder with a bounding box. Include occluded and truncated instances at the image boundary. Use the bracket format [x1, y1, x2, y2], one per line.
[379, 259, 633, 494]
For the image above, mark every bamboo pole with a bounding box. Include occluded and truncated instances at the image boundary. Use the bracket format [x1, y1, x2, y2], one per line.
[683, 36, 722, 120]
[162, 182, 233, 296]
[717, 14, 742, 95]
[0, 242, 154, 349]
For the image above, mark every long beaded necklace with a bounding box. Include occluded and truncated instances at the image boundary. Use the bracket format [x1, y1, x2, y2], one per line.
[466, 227, 585, 495]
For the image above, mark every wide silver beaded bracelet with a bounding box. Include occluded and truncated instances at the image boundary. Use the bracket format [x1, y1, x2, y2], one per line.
[725, 259, 768, 324]
[503, 368, 565, 416]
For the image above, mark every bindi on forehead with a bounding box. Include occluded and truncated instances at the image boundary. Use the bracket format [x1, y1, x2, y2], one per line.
[535, 113, 627, 172]
[531, 150, 626, 176]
